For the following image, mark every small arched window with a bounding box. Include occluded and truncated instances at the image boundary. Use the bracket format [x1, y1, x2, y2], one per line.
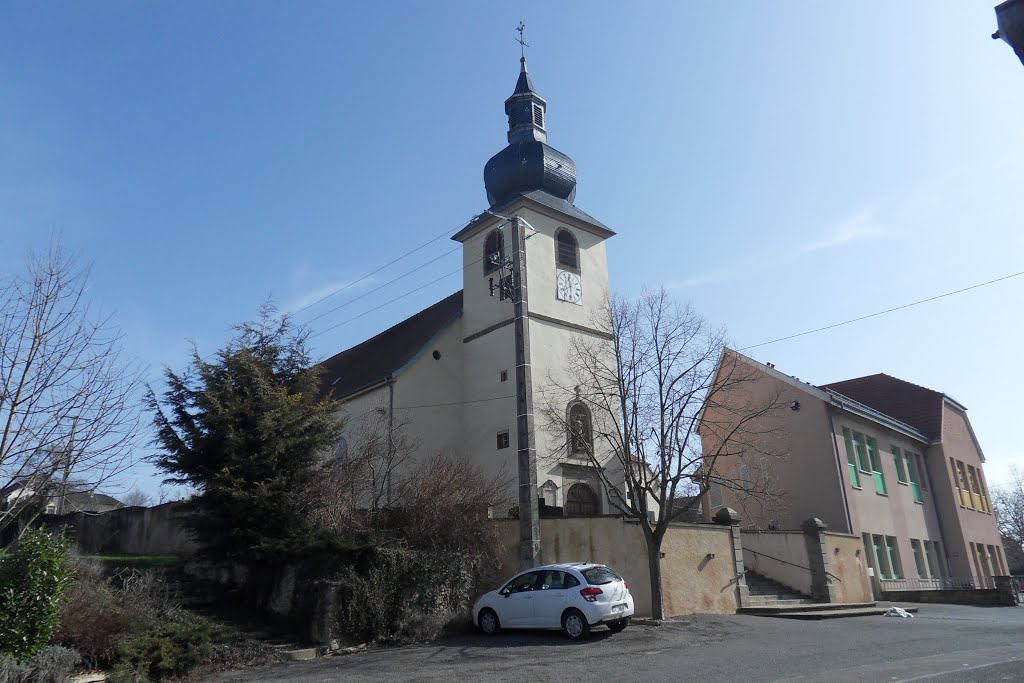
[565, 483, 599, 516]
[541, 480, 558, 507]
[567, 402, 592, 455]
[483, 229, 505, 275]
[555, 229, 579, 271]
[334, 437, 349, 464]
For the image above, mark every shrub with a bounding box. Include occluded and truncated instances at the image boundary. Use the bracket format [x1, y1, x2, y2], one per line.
[0, 529, 73, 660]
[335, 546, 473, 644]
[109, 615, 215, 683]
[55, 558, 134, 669]
[0, 646, 79, 683]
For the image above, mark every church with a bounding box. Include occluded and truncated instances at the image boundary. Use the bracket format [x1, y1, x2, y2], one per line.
[320, 53, 620, 523]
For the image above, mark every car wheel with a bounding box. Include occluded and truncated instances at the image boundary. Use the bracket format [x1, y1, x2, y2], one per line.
[607, 618, 629, 633]
[561, 609, 590, 640]
[478, 608, 500, 635]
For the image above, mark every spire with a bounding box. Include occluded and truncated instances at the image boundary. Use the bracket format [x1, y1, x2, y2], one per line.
[504, 24, 547, 145]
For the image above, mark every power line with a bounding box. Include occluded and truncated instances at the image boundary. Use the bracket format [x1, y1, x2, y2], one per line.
[309, 255, 486, 341]
[396, 395, 515, 410]
[739, 268, 1024, 352]
[290, 218, 472, 318]
[303, 245, 461, 325]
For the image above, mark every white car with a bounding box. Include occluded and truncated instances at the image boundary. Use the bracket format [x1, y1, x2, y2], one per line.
[472, 563, 634, 640]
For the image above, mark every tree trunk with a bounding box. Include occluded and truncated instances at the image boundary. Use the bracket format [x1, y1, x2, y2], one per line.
[647, 536, 665, 620]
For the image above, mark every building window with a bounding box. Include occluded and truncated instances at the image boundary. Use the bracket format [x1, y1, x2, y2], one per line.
[567, 402, 592, 455]
[842, 428, 861, 488]
[923, 541, 939, 578]
[565, 483, 598, 516]
[891, 446, 908, 484]
[910, 539, 928, 578]
[867, 437, 886, 495]
[484, 229, 505, 275]
[968, 466, 985, 512]
[872, 535, 892, 580]
[555, 229, 579, 271]
[996, 545, 1006, 575]
[956, 460, 973, 509]
[497, 430, 510, 450]
[709, 482, 723, 510]
[739, 464, 751, 498]
[915, 453, 929, 490]
[533, 103, 544, 128]
[905, 452, 923, 503]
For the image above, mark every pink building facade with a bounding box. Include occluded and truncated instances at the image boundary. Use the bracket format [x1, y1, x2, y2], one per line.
[702, 352, 1008, 588]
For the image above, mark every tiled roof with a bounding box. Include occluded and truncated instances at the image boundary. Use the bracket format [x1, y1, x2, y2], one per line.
[820, 373, 946, 441]
[318, 291, 463, 400]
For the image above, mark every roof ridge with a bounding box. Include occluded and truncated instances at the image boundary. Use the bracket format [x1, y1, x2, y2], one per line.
[320, 290, 463, 364]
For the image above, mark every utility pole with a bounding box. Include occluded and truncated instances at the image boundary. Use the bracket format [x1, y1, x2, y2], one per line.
[505, 215, 541, 568]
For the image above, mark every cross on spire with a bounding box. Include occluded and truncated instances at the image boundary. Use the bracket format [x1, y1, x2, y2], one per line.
[516, 22, 529, 60]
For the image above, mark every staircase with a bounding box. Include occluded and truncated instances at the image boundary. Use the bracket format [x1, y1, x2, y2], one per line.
[153, 566, 324, 661]
[740, 570, 918, 619]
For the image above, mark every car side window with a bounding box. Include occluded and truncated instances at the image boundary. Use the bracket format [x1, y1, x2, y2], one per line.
[504, 572, 540, 594]
[564, 573, 580, 588]
[537, 570, 564, 590]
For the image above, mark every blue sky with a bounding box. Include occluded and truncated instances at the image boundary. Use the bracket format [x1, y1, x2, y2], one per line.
[2, 2, 1022, 497]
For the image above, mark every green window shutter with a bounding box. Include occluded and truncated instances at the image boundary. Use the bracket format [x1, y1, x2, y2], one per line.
[885, 536, 903, 579]
[867, 437, 886, 494]
[873, 536, 890, 579]
[911, 539, 927, 578]
[842, 428, 860, 488]
[853, 432, 870, 471]
[915, 453, 928, 490]
[891, 446, 907, 483]
[906, 454, 923, 503]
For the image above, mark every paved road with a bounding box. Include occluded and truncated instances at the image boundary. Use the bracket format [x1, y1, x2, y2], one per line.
[206, 603, 1024, 682]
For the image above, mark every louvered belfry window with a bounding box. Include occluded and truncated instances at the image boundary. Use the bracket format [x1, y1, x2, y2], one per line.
[484, 229, 504, 275]
[556, 229, 579, 270]
[533, 104, 544, 128]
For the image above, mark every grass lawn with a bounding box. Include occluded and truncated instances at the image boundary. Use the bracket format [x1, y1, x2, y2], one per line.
[89, 553, 186, 570]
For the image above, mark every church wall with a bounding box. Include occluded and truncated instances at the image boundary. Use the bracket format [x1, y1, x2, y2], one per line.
[335, 319, 465, 485]
[530, 318, 618, 512]
[460, 323, 520, 510]
[461, 220, 516, 338]
[518, 206, 611, 330]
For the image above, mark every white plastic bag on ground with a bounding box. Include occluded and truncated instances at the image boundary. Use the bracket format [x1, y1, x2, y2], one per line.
[884, 606, 914, 618]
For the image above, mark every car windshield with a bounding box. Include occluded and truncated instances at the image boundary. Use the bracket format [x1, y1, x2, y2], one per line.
[581, 566, 620, 585]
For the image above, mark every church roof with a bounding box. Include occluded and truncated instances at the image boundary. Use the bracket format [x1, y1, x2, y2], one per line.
[319, 290, 463, 400]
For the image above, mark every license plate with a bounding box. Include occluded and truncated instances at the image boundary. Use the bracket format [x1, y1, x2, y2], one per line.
[612, 603, 625, 613]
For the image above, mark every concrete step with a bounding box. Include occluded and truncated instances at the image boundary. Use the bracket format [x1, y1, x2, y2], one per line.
[281, 647, 319, 661]
[739, 601, 920, 620]
[745, 597, 816, 606]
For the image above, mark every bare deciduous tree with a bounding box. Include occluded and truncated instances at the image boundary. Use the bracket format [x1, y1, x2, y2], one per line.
[120, 488, 154, 508]
[0, 242, 143, 534]
[543, 288, 787, 619]
[992, 466, 1024, 574]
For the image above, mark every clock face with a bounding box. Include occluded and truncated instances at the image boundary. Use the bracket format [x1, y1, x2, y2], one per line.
[556, 270, 582, 304]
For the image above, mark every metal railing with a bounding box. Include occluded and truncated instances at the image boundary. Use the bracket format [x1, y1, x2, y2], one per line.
[744, 549, 841, 582]
[880, 576, 996, 591]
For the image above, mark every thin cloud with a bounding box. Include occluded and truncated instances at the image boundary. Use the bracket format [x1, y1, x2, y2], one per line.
[666, 268, 737, 289]
[798, 209, 885, 254]
[284, 277, 378, 314]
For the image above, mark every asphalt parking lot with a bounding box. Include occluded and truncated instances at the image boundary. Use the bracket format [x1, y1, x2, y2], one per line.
[206, 603, 1024, 683]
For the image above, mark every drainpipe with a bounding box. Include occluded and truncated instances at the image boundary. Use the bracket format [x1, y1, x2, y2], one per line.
[387, 380, 395, 506]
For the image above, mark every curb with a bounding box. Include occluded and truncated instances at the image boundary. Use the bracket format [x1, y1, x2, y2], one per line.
[631, 618, 662, 626]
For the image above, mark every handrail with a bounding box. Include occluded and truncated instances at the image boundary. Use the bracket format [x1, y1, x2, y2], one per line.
[744, 548, 841, 582]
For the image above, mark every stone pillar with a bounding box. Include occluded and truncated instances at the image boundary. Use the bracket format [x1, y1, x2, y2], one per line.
[994, 576, 1020, 607]
[714, 507, 749, 608]
[802, 517, 837, 604]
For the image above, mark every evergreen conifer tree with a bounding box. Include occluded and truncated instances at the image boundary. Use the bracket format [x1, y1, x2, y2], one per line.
[148, 305, 342, 559]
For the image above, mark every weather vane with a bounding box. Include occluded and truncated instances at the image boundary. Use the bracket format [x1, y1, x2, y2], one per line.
[515, 22, 529, 59]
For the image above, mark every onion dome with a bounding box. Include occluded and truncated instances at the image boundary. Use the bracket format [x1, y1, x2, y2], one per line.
[484, 57, 578, 207]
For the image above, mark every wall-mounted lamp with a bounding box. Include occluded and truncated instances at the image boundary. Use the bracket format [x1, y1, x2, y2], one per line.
[790, 400, 801, 411]
[706, 553, 716, 560]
